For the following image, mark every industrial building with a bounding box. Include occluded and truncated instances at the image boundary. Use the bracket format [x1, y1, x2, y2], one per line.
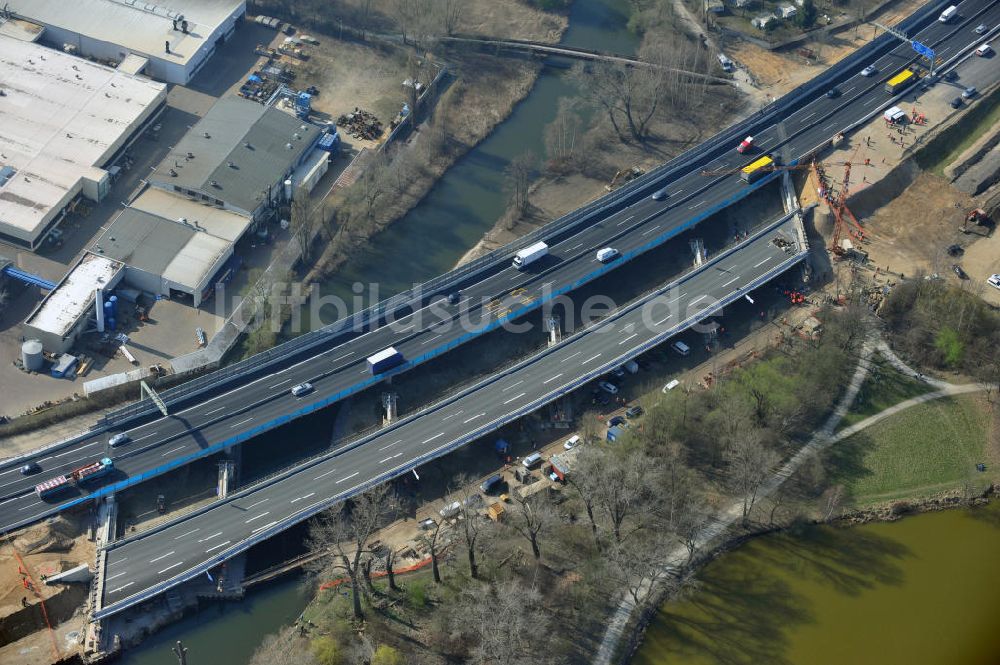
[147, 96, 322, 220]
[0, 34, 166, 250]
[22, 253, 125, 354]
[5, 0, 246, 84]
[92, 189, 251, 306]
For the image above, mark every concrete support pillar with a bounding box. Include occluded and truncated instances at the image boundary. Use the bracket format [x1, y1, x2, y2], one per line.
[218, 460, 235, 498]
[382, 392, 398, 427]
[689, 239, 706, 266]
[546, 316, 562, 347]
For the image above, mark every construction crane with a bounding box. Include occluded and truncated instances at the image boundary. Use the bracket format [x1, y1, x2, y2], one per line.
[823, 161, 867, 255]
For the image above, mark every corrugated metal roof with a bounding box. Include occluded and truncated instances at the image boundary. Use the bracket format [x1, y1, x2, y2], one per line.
[149, 97, 318, 214]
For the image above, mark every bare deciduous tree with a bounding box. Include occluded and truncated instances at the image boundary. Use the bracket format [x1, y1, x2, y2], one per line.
[450, 580, 550, 665]
[543, 98, 582, 173]
[450, 476, 487, 579]
[290, 194, 321, 261]
[724, 430, 780, 527]
[506, 492, 555, 560]
[418, 514, 445, 584]
[307, 485, 395, 619]
[593, 449, 659, 544]
[604, 532, 673, 607]
[504, 151, 535, 214]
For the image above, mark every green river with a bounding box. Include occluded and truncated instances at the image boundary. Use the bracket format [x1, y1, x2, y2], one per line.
[633, 503, 1000, 665]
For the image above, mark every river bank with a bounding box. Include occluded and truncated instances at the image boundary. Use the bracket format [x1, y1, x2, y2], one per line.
[630, 497, 1000, 665]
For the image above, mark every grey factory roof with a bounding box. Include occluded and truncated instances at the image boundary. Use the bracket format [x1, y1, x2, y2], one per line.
[94, 208, 231, 290]
[149, 97, 319, 215]
[8, 0, 245, 68]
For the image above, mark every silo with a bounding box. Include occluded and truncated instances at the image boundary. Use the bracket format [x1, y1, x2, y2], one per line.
[22, 339, 44, 371]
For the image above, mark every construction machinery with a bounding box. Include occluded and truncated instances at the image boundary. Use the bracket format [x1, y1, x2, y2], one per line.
[606, 166, 644, 191]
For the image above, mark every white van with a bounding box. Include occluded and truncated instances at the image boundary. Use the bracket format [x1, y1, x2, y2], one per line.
[596, 247, 620, 263]
[670, 340, 691, 356]
[938, 5, 957, 22]
[439, 501, 461, 519]
[975, 43, 993, 57]
[564, 435, 581, 450]
[883, 106, 906, 124]
[522, 453, 542, 469]
[662, 379, 681, 393]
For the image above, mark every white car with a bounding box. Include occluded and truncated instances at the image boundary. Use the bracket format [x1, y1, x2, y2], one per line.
[975, 43, 993, 57]
[974, 23, 988, 34]
[291, 382, 314, 397]
[860, 65, 877, 77]
[987, 274, 1000, 290]
[564, 435, 581, 450]
[598, 381, 619, 395]
[108, 432, 130, 447]
[596, 247, 620, 263]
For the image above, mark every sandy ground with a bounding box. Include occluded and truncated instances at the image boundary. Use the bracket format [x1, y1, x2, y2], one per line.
[729, 0, 928, 98]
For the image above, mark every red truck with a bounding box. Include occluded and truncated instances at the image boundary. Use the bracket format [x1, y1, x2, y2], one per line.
[34, 458, 114, 499]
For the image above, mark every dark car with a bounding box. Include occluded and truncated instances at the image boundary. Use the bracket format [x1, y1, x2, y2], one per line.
[947, 244, 964, 257]
[608, 415, 627, 428]
[825, 87, 840, 99]
[950, 97, 963, 109]
[944, 70, 959, 81]
[20, 462, 41, 476]
[591, 391, 610, 406]
[952, 264, 968, 280]
[447, 291, 461, 305]
[625, 405, 644, 418]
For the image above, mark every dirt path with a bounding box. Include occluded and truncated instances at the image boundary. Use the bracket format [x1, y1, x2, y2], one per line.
[592, 333, 992, 664]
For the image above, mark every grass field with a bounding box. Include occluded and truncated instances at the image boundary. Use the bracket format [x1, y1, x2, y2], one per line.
[837, 356, 932, 430]
[827, 395, 994, 505]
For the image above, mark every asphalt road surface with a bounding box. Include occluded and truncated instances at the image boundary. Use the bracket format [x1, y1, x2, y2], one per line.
[2, 0, 997, 530]
[97, 215, 806, 616]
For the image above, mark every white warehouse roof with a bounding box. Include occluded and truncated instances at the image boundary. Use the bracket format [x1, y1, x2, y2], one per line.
[7, 0, 246, 72]
[0, 35, 166, 249]
[24, 253, 124, 338]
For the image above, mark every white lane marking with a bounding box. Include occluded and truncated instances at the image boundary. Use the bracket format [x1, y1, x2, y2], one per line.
[149, 551, 175, 564]
[823, 122, 838, 132]
[801, 111, 816, 122]
[173, 528, 199, 540]
[107, 558, 128, 566]
[503, 392, 526, 405]
[379, 439, 403, 451]
[290, 492, 316, 504]
[655, 315, 672, 325]
[230, 417, 253, 429]
[509, 273, 522, 281]
[863, 97, 879, 107]
[463, 413, 485, 424]
[109, 582, 134, 594]
[245, 498, 268, 510]
[441, 411, 463, 422]
[617, 215, 635, 227]
[619, 333, 638, 345]
[379, 452, 402, 464]
[198, 532, 223, 543]
[582, 353, 602, 365]
[420, 333, 443, 346]
[641, 225, 661, 237]
[204, 407, 225, 416]
[314, 468, 338, 481]
[722, 276, 740, 287]
[270, 379, 292, 389]
[106, 571, 128, 581]
[502, 380, 524, 392]
[422, 433, 445, 444]
[251, 521, 278, 535]
[158, 561, 185, 575]
[205, 541, 231, 554]
[160, 446, 185, 457]
[132, 431, 159, 442]
[543, 373, 564, 384]
[561, 351, 582, 363]
[332, 352, 352, 363]
[396, 323, 414, 332]
[359, 368, 369, 374]
[689, 200, 706, 210]
[18, 501, 43, 511]
[689, 295, 708, 306]
[674, 188, 685, 196]
[336, 472, 360, 484]
[754, 256, 773, 268]
[38, 440, 100, 462]
[245, 511, 271, 523]
[569, 243, 584, 251]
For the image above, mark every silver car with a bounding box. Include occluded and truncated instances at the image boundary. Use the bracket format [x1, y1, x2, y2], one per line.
[291, 382, 314, 397]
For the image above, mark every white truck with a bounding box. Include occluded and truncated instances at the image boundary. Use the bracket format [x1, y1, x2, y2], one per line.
[512, 241, 549, 269]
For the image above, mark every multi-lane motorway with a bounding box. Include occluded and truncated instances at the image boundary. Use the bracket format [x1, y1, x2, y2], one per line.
[1, 0, 996, 533]
[96, 214, 807, 616]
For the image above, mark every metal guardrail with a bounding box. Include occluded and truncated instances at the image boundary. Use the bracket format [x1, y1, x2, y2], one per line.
[94, 214, 807, 618]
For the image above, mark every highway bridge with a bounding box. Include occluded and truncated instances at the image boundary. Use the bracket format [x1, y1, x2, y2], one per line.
[1, 0, 995, 549]
[94, 210, 808, 617]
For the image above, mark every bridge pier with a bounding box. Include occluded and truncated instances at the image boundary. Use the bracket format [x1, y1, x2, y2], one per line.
[689, 239, 706, 266]
[85, 494, 117, 659]
[218, 446, 240, 498]
[546, 316, 562, 347]
[382, 392, 398, 426]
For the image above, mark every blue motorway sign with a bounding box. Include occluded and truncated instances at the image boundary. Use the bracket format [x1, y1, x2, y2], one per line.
[912, 40, 935, 59]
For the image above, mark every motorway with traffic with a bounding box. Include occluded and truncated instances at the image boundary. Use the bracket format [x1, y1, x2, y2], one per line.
[96, 213, 807, 616]
[0, 0, 995, 533]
